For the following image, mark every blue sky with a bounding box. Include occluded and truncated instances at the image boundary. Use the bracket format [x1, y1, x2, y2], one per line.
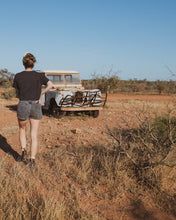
[0, 0, 176, 80]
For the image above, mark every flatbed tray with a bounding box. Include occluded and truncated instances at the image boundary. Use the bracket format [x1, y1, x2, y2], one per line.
[60, 106, 102, 111]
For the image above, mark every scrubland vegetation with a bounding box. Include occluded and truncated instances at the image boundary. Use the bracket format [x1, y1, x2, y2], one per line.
[82, 72, 176, 95]
[0, 68, 176, 219]
[0, 109, 176, 219]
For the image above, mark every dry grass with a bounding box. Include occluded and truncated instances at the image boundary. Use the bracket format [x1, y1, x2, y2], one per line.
[0, 158, 98, 220]
[1, 94, 176, 219]
[1, 113, 176, 219]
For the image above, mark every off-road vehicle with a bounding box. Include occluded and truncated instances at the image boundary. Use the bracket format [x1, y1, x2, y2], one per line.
[41, 70, 107, 118]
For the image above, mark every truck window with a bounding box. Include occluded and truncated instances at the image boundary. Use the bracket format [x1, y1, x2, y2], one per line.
[65, 75, 80, 83]
[47, 75, 63, 83]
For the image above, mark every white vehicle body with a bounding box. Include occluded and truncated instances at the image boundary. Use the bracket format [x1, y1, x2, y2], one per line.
[40, 70, 104, 117]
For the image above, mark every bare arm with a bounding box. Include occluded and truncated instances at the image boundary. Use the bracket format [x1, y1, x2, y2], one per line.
[38, 80, 53, 103]
[41, 80, 53, 95]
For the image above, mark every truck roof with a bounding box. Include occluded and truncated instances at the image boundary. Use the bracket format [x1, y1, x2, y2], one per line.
[42, 70, 80, 75]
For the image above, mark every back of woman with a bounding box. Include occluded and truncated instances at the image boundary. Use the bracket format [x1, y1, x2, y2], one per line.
[13, 53, 53, 167]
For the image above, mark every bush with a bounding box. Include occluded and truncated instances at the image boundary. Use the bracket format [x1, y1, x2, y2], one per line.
[82, 71, 119, 93]
[0, 78, 12, 88]
[1, 89, 16, 100]
[0, 69, 14, 88]
[107, 113, 176, 215]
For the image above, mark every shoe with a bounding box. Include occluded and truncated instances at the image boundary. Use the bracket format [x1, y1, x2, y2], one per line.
[15, 154, 22, 162]
[21, 149, 28, 164]
[29, 158, 35, 168]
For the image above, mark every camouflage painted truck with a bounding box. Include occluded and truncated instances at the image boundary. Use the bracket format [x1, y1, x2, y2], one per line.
[40, 70, 107, 118]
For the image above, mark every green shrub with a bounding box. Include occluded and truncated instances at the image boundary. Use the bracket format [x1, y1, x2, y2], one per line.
[151, 115, 176, 147]
[0, 78, 12, 88]
[83, 75, 119, 93]
[1, 89, 16, 100]
[0, 69, 14, 88]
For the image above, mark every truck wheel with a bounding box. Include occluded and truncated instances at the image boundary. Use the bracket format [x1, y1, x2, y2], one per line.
[92, 110, 99, 118]
[49, 99, 59, 117]
[85, 111, 90, 116]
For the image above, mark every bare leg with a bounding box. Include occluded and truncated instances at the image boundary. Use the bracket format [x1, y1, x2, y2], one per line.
[29, 118, 40, 159]
[18, 119, 28, 150]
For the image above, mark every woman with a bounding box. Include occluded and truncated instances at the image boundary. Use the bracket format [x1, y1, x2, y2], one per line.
[13, 53, 53, 167]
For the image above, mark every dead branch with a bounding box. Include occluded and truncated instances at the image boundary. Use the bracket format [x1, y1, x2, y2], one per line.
[107, 128, 138, 166]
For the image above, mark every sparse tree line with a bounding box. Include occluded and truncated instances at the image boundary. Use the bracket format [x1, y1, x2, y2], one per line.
[1, 68, 176, 99]
[82, 74, 176, 95]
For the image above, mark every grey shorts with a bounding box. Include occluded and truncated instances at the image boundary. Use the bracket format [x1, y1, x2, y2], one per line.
[17, 101, 43, 120]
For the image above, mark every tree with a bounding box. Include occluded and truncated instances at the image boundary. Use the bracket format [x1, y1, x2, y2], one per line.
[155, 80, 165, 95]
[0, 69, 15, 87]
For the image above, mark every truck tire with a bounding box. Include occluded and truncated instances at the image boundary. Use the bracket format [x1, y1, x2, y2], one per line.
[92, 110, 99, 118]
[49, 99, 60, 117]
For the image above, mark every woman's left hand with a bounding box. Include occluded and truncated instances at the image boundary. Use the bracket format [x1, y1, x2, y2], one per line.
[35, 98, 41, 104]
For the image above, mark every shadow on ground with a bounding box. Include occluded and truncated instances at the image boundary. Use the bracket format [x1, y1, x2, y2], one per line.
[128, 199, 157, 220]
[6, 105, 17, 112]
[0, 134, 21, 161]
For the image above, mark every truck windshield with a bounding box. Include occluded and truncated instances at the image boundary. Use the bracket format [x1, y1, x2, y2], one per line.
[64, 75, 80, 83]
[47, 75, 63, 83]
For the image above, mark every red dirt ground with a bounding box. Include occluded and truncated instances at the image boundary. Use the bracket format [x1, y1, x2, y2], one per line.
[0, 93, 176, 219]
